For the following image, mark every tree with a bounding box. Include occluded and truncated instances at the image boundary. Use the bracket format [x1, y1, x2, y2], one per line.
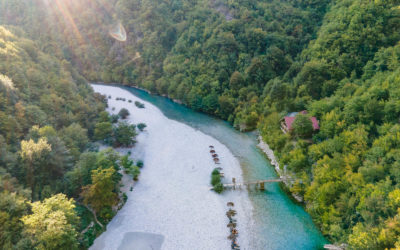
[20, 138, 51, 194]
[60, 123, 88, 161]
[94, 122, 112, 141]
[295, 60, 333, 99]
[229, 71, 245, 90]
[24, 105, 48, 128]
[268, 78, 287, 102]
[348, 223, 379, 250]
[218, 95, 235, 120]
[0, 173, 30, 249]
[113, 122, 137, 147]
[98, 111, 110, 122]
[21, 194, 79, 250]
[65, 152, 98, 196]
[246, 56, 275, 90]
[292, 114, 314, 138]
[118, 108, 130, 119]
[81, 167, 118, 217]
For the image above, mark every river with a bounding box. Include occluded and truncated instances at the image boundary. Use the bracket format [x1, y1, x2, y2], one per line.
[91, 84, 327, 250]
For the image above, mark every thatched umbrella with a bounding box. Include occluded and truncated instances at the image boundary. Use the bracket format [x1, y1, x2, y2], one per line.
[227, 234, 237, 240]
[227, 222, 237, 228]
[213, 158, 220, 162]
[210, 150, 216, 153]
[212, 154, 218, 158]
[227, 202, 234, 207]
[231, 228, 238, 235]
[209, 145, 214, 148]
[226, 209, 237, 217]
[229, 209, 237, 215]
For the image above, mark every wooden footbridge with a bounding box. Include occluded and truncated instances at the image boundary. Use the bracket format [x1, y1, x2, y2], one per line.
[223, 177, 284, 191]
[208, 145, 284, 192]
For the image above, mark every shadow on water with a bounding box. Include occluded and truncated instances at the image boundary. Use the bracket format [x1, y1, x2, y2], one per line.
[106, 84, 327, 249]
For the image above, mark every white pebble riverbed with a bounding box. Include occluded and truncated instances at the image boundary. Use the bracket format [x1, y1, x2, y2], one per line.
[90, 84, 256, 250]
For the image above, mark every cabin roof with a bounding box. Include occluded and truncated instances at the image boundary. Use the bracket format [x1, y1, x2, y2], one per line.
[283, 112, 319, 131]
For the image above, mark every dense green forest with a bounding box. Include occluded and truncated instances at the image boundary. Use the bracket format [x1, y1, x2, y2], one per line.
[1, 0, 400, 248]
[0, 25, 142, 248]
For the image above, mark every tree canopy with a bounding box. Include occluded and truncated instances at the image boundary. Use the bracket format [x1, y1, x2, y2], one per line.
[1, 0, 400, 248]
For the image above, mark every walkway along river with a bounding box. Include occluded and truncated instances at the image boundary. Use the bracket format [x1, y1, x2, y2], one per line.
[91, 84, 327, 250]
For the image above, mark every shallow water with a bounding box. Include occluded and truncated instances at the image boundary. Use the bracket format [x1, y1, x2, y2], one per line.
[118, 85, 327, 250]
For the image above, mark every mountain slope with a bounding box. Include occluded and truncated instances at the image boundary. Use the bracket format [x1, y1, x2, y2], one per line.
[1, 0, 400, 248]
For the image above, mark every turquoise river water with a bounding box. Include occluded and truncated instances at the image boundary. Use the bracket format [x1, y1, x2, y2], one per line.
[120, 85, 327, 250]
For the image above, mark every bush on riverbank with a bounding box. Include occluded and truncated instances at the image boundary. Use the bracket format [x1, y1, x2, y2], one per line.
[135, 101, 145, 108]
[136, 160, 144, 168]
[118, 108, 130, 119]
[113, 122, 137, 147]
[110, 114, 119, 123]
[76, 204, 104, 248]
[126, 165, 141, 181]
[94, 116, 137, 147]
[121, 155, 141, 181]
[211, 168, 224, 194]
[137, 123, 147, 131]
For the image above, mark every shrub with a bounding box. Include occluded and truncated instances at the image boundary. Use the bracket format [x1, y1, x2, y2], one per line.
[211, 174, 221, 186]
[121, 155, 134, 169]
[110, 114, 119, 123]
[113, 122, 137, 147]
[210, 168, 223, 193]
[132, 167, 140, 181]
[137, 123, 147, 131]
[99, 207, 115, 222]
[135, 101, 145, 108]
[292, 114, 314, 138]
[214, 183, 224, 193]
[136, 160, 144, 168]
[212, 168, 220, 176]
[125, 165, 140, 181]
[118, 108, 130, 119]
[123, 193, 128, 203]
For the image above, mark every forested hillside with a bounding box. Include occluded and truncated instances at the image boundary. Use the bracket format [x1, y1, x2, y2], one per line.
[0, 25, 140, 249]
[261, 1, 400, 248]
[1, 0, 400, 248]
[0, 0, 331, 129]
